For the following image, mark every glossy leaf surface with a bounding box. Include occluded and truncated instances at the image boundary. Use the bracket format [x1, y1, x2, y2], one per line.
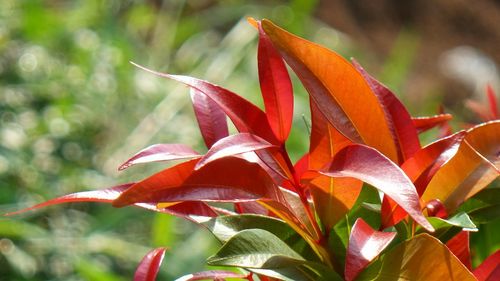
[308, 102, 362, 230]
[357, 234, 476, 280]
[131, 62, 278, 144]
[321, 144, 434, 232]
[412, 114, 453, 134]
[134, 247, 166, 281]
[119, 144, 200, 171]
[113, 157, 282, 207]
[190, 88, 229, 148]
[257, 21, 294, 143]
[352, 59, 420, 163]
[381, 131, 466, 228]
[474, 250, 500, 281]
[261, 19, 399, 162]
[345, 218, 396, 281]
[423, 121, 500, 212]
[195, 133, 275, 170]
[174, 270, 247, 281]
[458, 188, 500, 224]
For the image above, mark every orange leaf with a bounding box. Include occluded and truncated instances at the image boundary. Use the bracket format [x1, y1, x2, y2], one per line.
[422, 121, 500, 212]
[261, 19, 399, 162]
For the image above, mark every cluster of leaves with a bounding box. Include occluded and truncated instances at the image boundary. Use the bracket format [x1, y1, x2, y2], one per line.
[7, 19, 500, 281]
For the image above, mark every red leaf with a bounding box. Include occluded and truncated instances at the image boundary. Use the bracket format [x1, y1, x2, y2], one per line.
[352, 59, 420, 163]
[446, 231, 472, 269]
[119, 144, 200, 171]
[257, 21, 294, 143]
[261, 20, 399, 162]
[175, 270, 247, 281]
[321, 144, 434, 232]
[190, 88, 229, 148]
[4, 183, 133, 216]
[345, 218, 396, 281]
[474, 250, 500, 281]
[380, 131, 465, 228]
[412, 113, 453, 134]
[112, 157, 283, 207]
[308, 102, 362, 230]
[195, 133, 276, 170]
[486, 84, 498, 120]
[131, 62, 278, 144]
[134, 247, 167, 281]
[159, 201, 218, 221]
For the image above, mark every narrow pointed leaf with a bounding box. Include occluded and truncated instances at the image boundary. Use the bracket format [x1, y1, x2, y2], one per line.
[113, 157, 283, 207]
[474, 250, 500, 281]
[321, 144, 434, 232]
[412, 114, 453, 134]
[486, 84, 498, 119]
[261, 19, 399, 162]
[381, 131, 466, 228]
[175, 270, 247, 281]
[345, 218, 396, 281]
[446, 231, 472, 269]
[352, 59, 420, 163]
[258, 21, 294, 142]
[190, 88, 229, 148]
[131, 62, 278, 144]
[308, 102, 362, 230]
[134, 247, 167, 281]
[418, 212, 477, 242]
[357, 234, 476, 280]
[422, 121, 500, 212]
[195, 133, 275, 170]
[119, 144, 200, 171]
[5, 183, 133, 216]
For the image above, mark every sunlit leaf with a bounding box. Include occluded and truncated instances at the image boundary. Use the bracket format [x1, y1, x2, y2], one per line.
[344, 218, 396, 281]
[201, 214, 318, 261]
[308, 102, 362, 230]
[352, 59, 420, 163]
[195, 133, 275, 170]
[422, 121, 500, 212]
[257, 21, 294, 143]
[381, 131, 466, 228]
[321, 144, 434, 232]
[261, 19, 399, 162]
[474, 249, 500, 281]
[131, 62, 278, 144]
[412, 114, 453, 134]
[118, 144, 200, 171]
[174, 270, 247, 281]
[207, 229, 340, 281]
[357, 234, 476, 280]
[134, 247, 166, 281]
[418, 212, 477, 242]
[113, 157, 284, 208]
[190, 88, 229, 148]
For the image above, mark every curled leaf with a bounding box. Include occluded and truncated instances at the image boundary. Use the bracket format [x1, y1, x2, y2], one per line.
[321, 144, 434, 232]
[119, 144, 200, 171]
[134, 247, 167, 281]
[345, 218, 396, 281]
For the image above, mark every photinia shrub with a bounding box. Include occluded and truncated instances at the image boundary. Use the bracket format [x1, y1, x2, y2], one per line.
[6, 19, 500, 281]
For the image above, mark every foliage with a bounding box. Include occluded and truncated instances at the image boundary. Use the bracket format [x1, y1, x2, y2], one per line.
[6, 18, 500, 281]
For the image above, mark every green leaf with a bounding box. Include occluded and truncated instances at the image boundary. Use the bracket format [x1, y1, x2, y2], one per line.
[207, 229, 340, 281]
[357, 234, 476, 281]
[201, 214, 318, 261]
[458, 188, 500, 224]
[417, 212, 477, 242]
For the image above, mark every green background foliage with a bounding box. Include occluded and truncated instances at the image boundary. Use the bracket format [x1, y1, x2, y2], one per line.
[0, 0, 497, 280]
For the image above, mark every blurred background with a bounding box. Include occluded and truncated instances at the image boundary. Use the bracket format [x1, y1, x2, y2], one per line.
[0, 0, 498, 280]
